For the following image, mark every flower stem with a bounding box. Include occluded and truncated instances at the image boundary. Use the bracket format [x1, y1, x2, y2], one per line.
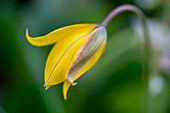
[102, 4, 151, 113]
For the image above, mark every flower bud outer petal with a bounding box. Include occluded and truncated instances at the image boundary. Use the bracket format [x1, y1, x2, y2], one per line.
[67, 26, 107, 83]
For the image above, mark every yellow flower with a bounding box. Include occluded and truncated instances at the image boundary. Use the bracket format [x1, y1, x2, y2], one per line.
[26, 24, 107, 100]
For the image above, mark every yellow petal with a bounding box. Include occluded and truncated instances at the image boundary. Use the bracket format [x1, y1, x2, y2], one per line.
[44, 24, 98, 88]
[67, 26, 107, 83]
[63, 80, 72, 100]
[26, 24, 97, 47]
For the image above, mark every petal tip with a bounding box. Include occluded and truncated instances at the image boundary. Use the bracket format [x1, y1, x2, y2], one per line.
[44, 83, 49, 90]
[26, 28, 28, 33]
[67, 79, 77, 86]
[72, 82, 77, 86]
[63, 80, 72, 100]
[43, 83, 46, 87]
[64, 96, 67, 100]
[26, 28, 29, 37]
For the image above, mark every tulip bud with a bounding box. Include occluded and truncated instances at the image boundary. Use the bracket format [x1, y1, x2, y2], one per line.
[26, 24, 107, 100]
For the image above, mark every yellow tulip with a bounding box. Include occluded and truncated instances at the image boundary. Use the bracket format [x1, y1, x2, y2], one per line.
[26, 24, 107, 100]
[26, 4, 149, 101]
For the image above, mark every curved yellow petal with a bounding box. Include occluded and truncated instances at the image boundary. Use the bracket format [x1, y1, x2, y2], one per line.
[44, 24, 98, 88]
[67, 26, 107, 83]
[63, 80, 72, 100]
[26, 24, 97, 47]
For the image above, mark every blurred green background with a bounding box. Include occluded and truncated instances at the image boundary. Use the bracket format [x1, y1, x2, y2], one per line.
[0, 0, 170, 113]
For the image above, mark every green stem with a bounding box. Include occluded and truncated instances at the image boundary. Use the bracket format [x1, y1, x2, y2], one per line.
[102, 4, 151, 113]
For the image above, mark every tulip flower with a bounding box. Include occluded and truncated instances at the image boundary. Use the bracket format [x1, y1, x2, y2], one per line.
[26, 24, 107, 100]
[26, 5, 150, 101]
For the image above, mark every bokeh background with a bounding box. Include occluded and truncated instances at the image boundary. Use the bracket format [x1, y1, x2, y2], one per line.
[0, 0, 170, 113]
